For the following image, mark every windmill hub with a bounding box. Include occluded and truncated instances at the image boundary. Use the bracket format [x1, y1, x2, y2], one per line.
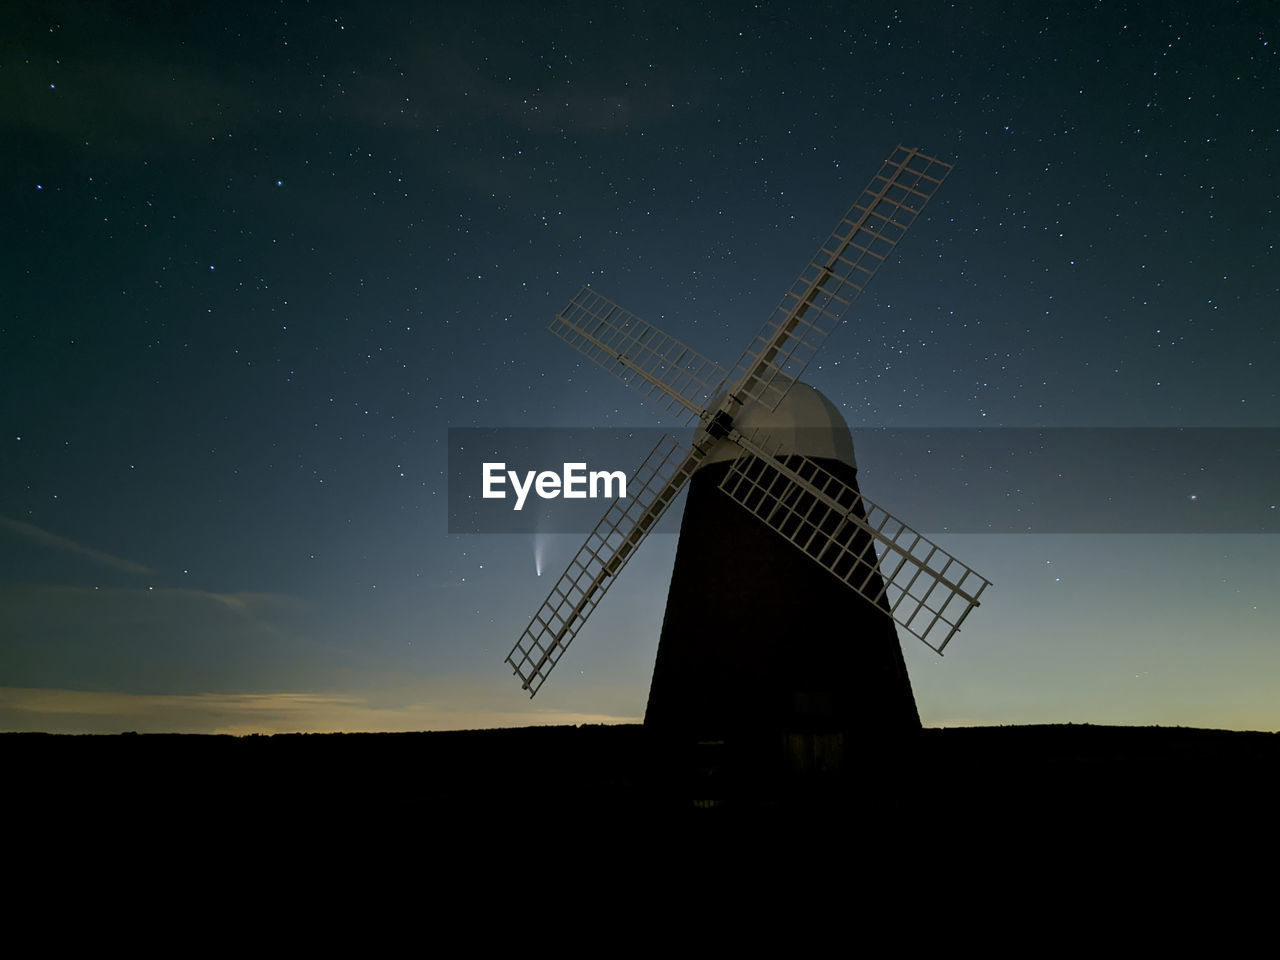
[698, 381, 857, 471]
[704, 408, 736, 440]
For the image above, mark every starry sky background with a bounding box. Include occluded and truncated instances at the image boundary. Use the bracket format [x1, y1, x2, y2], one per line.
[3, 0, 1276, 734]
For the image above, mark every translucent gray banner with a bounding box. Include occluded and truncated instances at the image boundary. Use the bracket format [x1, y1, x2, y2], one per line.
[448, 427, 1279, 534]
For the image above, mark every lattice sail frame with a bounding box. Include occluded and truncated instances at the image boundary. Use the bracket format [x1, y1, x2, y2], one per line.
[726, 146, 953, 413]
[549, 287, 729, 425]
[717, 434, 989, 653]
[506, 434, 708, 696]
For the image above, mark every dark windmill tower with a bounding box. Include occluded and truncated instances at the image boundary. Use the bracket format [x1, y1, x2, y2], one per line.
[643, 382, 922, 739]
[506, 146, 990, 749]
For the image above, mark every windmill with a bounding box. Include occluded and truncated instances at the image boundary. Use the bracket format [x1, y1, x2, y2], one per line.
[506, 146, 990, 737]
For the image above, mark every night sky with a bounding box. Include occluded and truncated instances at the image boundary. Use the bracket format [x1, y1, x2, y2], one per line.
[3, 0, 1276, 734]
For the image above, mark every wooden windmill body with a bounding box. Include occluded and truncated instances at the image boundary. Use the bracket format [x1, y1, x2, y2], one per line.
[645, 384, 921, 737]
[505, 147, 989, 740]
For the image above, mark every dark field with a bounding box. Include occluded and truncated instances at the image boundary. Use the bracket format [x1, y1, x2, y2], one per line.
[10, 724, 1275, 839]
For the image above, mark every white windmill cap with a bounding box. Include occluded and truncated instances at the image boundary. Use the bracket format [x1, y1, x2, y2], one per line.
[699, 380, 857, 470]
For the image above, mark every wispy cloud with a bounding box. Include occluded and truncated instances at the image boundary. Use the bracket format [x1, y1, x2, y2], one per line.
[0, 582, 318, 693]
[0, 517, 151, 575]
[3, 11, 698, 156]
[0, 687, 639, 735]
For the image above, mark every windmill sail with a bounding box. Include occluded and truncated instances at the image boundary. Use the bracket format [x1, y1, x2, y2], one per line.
[725, 146, 953, 412]
[506, 434, 708, 695]
[717, 440, 989, 653]
[549, 287, 728, 425]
